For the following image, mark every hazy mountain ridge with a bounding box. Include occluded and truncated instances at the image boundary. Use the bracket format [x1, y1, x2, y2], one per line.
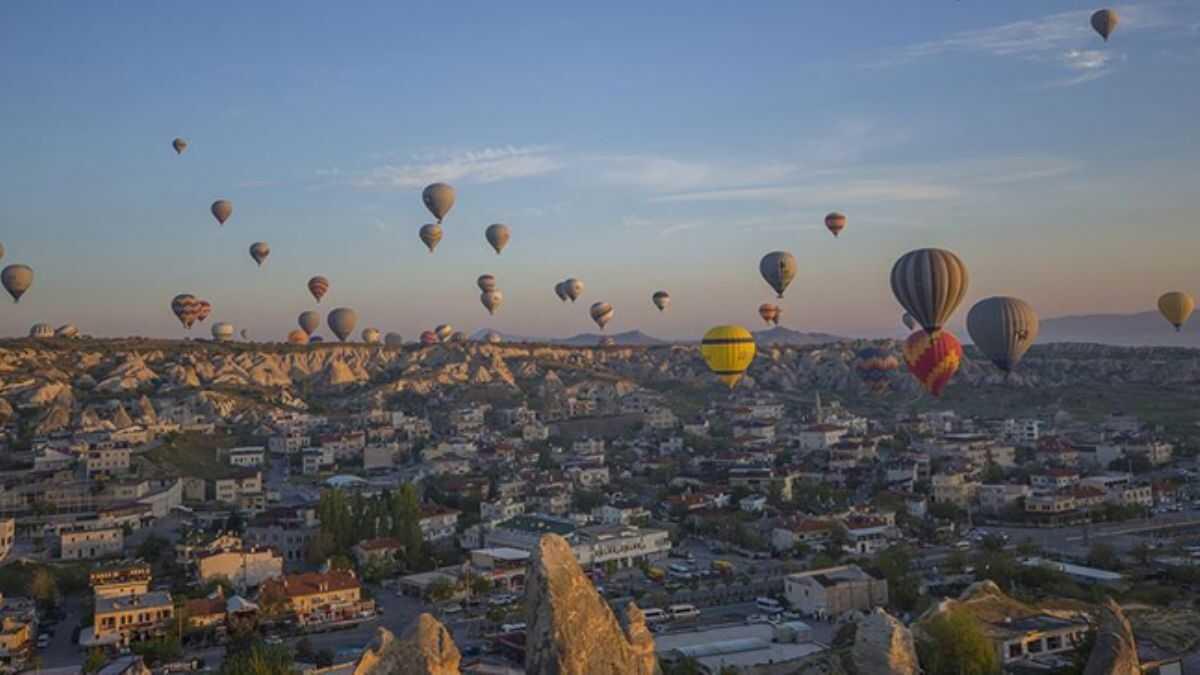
[1037, 310, 1200, 347]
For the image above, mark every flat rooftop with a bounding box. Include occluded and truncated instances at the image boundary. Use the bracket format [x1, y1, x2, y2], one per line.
[656, 624, 826, 670]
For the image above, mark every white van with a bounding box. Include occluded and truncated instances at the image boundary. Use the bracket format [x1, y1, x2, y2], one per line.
[669, 604, 700, 620]
[755, 597, 783, 613]
[500, 622, 527, 633]
[641, 608, 670, 624]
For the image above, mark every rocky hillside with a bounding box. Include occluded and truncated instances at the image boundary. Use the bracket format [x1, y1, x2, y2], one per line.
[1, 338, 1199, 428]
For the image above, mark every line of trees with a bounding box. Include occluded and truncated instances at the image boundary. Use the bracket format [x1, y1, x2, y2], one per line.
[309, 485, 426, 571]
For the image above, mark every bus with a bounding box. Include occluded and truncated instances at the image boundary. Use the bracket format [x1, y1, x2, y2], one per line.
[755, 597, 783, 613]
[669, 604, 700, 621]
[641, 608, 670, 624]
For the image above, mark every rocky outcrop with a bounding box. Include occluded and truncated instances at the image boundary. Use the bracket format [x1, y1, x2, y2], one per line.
[1084, 599, 1140, 675]
[850, 608, 919, 675]
[353, 616, 461, 675]
[525, 534, 658, 675]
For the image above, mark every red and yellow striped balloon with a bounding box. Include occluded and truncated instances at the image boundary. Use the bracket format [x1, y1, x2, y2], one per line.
[902, 329, 963, 397]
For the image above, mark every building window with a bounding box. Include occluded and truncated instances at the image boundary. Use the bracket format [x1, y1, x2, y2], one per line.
[1027, 639, 1044, 654]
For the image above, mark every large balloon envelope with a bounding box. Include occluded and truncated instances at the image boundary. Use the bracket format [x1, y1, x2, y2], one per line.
[1157, 291, 1195, 332]
[590, 302, 614, 330]
[903, 329, 963, 397]
[2, 265, 33, 303]
[195, 300, 212, 323]
[758, 304, 780, 326]
[855, 346, 900, 394]
[890, 248, 969, 334]
[29, 323, 53, 339]
[967, 297, 1039, 373]
[564, 279, 584, 302]
[478, 274, 497, 293]
[481, 290, 504, 315]
[701, 325, 757, 389]
[211, 322, 235, 342]
[327, 307, 358, 342]
[485, 224, 510, 254]
[652, 291, 670, 312]
[1091, 9, 1118, 41]
[171, 294, 198, 328]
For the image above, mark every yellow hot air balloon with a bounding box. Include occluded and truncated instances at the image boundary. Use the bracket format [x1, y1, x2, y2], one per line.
[700, 325, 757, 389]
[1158, 291, 1195, 332]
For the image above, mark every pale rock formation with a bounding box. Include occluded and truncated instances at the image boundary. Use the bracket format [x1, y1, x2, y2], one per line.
[1084, 599, 1140, 675]
[353, 616, 461, 675]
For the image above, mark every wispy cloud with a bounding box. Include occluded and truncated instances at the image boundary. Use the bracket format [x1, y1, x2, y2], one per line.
[347, 146, 563, 190]
[871, 3, 1180, 85]
[621, 215, 704, 239]
[652, 180, 959, 206]
[592, 155, 798, 193]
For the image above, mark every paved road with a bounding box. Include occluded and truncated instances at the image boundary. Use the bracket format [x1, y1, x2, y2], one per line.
[986, 507, 1200, 558]
[39, 595, 84, 669]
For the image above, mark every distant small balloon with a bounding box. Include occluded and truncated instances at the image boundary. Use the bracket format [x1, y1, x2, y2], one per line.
[362, 328, 382, 344]
[420, 330, 439, 345]
[385, 332, 404, 347]
[481, 289, 504, 315]
[824, 212, 847, 238]
[56, 324, 79, 339]
[554, 281, 569, 302]
[172, 138, 188, 155]
[486, 331, 503, 344]
[422, 183, 456, 222]
[564, 278, 584, 303]
[2, 265, 33, 303]
[195, 300, 212, 323]
[758, 304, 781, 327]
[590, 302, 614, 330]
[478, 274, 497, 293]
[1091, 8, 1118, 41]
[308, 276, 330, 303]
[211, 322, 235, 342]
[298, 311, 320, 336]
[287, 329, 309, 345]
[435, 324, 454, 342]
[419, 223, 443, 253]
[485, 224, 511, 254]
[652, 291, 670, 312]
[249, 242, 270, 267]
[240, 329, 249, 340]
[759, 251, 797, 298]
[29, 323, 53, 339]
[172, 294, 199, 329]
[450, 331, 466, 343]
[327, 307, 358, 342]
[211, 200, 233, 226]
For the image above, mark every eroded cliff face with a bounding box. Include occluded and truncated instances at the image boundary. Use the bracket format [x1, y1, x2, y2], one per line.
[354, 616, 461, 675]
[523, 534, 658, 675]
[1084, 599, 1140, 675]
[849, 608, 919, 675]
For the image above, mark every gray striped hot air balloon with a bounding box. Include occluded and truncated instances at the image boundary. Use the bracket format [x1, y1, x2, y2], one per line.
[485, 224, 511, 254]
[652, 291, 670, 312]
[478, 275, 497, 293]
[29, 323, 53, 339]
[590, 302, 614, 330]
[564, 278, 584, 303]
[554, 281, 569, 302]
[890, 248, 969, 334]
[298, 311, 320, 336]
[2, 265, 33, 303]
[481, 290, 504, 315]
[759, 251, 797, 298]
[211, 322, 235, 342]
[422, 183, 456, 222]
[967, 297, 1039, 373]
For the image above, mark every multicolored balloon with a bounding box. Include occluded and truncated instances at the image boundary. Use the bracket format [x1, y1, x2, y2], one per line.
[478, 274, 497, 293]
[211, 322, 235, 342]
[435, 324, 454, 342]
[195, 300, 212, 323]
[308, 276, 330, 303]
[855, 346, 900, 394]
[419, 223, 443, 253]
[564, 278, 584, 302]
[55, 324, 79, 338]
[590, 302, 614, 330]
[758, 303, 781, 326]
[29, 323, 53, 339]
[485, 331, 503, 344]
[420, 330, 439, 345]
[903, 329, 963, 397]
[701, 325, 757, 389]
[362, 328, 382, 344]
[481, 290, 504, 315]
[172, 138, 188, 155]
[1091, 9, 1118, 41]
[171, 294, 199, 328]
[824, 212, 847, 238]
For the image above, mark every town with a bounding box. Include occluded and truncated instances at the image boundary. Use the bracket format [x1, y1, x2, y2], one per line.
[0, 339, 1196, 674]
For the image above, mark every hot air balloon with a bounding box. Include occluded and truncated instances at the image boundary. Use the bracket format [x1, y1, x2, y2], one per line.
[29, 323, 53, 339]
[171, 294, 198, 329]
[211, 322, 235, 342]
[759, 251, 797, 298]
[195, 300, 212, 323]
[485, 331, 502, 344]
[564, 278, 584, 302]
[485, 224, 511, 254]
[327, 308, 358, 342]
[890, 248, 969, 334]
[590, 302, 614, 330]
[902, 313, 916, 331]
[0, 243, 5, 261]
[824, 212, 847, 238]
[967, 297, 1040, 373]
[701, 325, 757, 389]
[56, 324, 79, 338]
[435, 324, 454, 342]
[298, 311, 320, 336]
[2, 265, 33, 303]
[855, 347, 900, 394]
[903, 329, 963, 397]
[652, 291, 670, 312]
[308, 276, 329, 303]
[420, 330, 439, 345]
[419, 224, 443, 253]
[362, 328, 382, 344]
[310, 336, 325, 344]
[1091, 9, 1118, 41]
[758, 304, 781, 326]
[1158, 291, 1195, 332]
[240, 329, 249, 340]
[287, 329, 309, 345]
[554, 281, 568, 302]
[249, 242, 270, 267]
[478, 274, 497, 293]
[385, 332, 404, 347]
[172, 138, 188, 155]
[211, 200, 232, 226]
[422, 183, 456, 222]
[481, 290, 504, 315]
[450, 331, 466, 343]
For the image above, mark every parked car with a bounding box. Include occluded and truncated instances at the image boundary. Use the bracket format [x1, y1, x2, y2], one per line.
[746, 614, 768, 625]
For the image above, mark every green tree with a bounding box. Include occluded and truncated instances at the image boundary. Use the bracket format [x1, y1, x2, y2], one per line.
[1131, 542, 1153, 567]
[136, 534, 172, 564]
[30, 567, 59, 607]
[83, 648, 108, 674]
[1087, 543, 1121, 571]
[294, 637, 315, 662]
[917, 609, 1001, 675]
[427, 578, 456, 603]
[470, 575, 493, 597]
[218, 644, 298, 675]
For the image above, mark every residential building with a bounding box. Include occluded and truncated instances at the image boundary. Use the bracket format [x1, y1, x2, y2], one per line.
[352, 538, 404, 567]
[796, 425, 848, 451]
[91, 591, 174, 647]
[196, 548, 283, 590]
[223, 446, 265, 468]
[86, 446, 132, 478]
[784, 565, 888, 619]
[469, 547, 530, 593]
[60, 527, 124, 560]
[259, 570, 372, 626]
[1031, 469, 1080, 492]
[302, 447, 335, 475]
[90, 562, 152, 598]
[418, 505, 460, 543]
[771, 519, 834, 553]
[574, 524, 671, 569]
[986, 615, 1091, 665]
[481, 499, 525, 525]
[931, 472, 978, 507]
[978, 484, 1032, 514]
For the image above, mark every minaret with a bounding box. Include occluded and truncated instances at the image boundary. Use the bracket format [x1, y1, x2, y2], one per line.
[814, 392, 824, 424]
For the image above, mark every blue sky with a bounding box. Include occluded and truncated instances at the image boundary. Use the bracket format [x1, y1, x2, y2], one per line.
[1, 1, 1199, 340]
